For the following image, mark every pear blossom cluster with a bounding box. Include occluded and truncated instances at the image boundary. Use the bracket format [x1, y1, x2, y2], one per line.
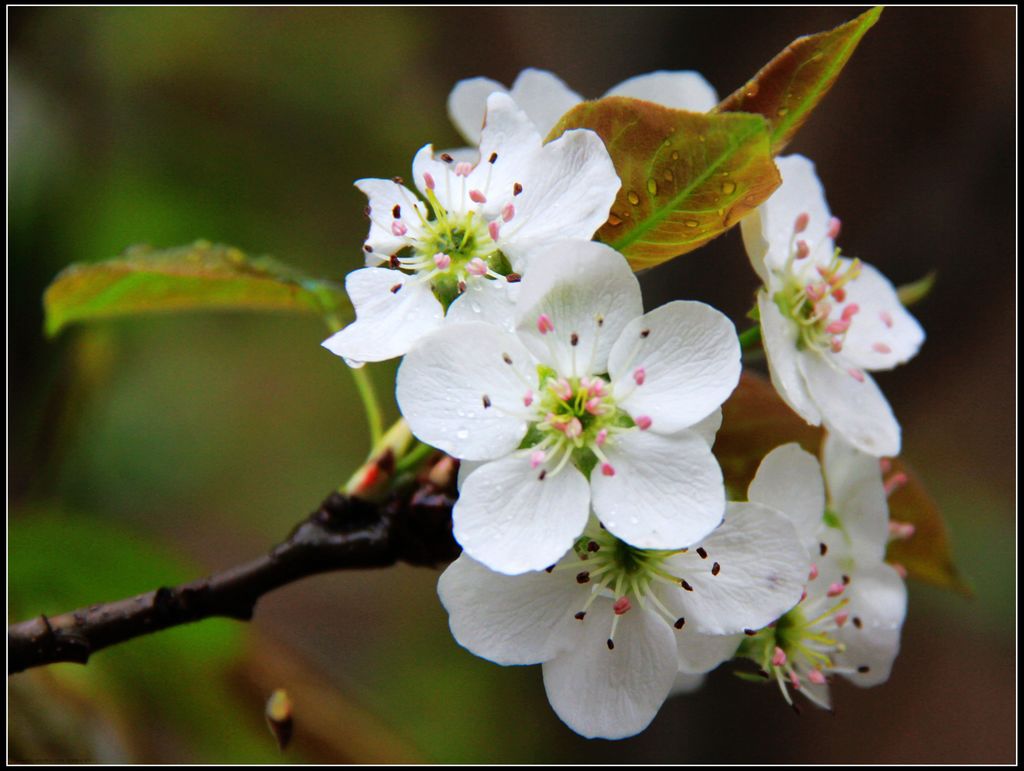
[323, 68, 924, 739]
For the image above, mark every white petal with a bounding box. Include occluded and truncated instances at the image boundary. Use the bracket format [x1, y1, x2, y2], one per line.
[476, 92, 545, 217]
[834, 562, 907, 687]
[455, 455, 591, 575]
[354, 178, 426, 256]
[437, 554, 583, 665]
[798, 352, 901, 457]
[836, 260, 925, 371]
[591, 429, 724, 549]
[513, 240, 641, 376]
[448, 76, 507, 145]
[747, 443, 825, 549]
[322, 269, 443, 365]
[410, 144, 474, 215]
[675, 630, 743, 674]
[663, 502, 809, 635]
[509, 68, 583, 139]
[497, 129, 621, 268]
[446, 278, 520, 335]
[456, 459, 483, 491]
[822, 433, 889, 561]
[604, 70, 718, 112]
[609, 301, 741, 434]
[758, 291, 823, 425]
[542, 602, 677, 740]
[740, 208, 772, 285]
[689, 408, 723, 446]
[754, 154, 835, 275]
[396, 322, 536, 460]
[669, 671, 707, 695]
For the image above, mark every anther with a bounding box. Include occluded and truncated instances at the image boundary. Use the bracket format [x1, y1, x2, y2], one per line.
[538, 469, 547, 481]
[389, 254, 400, 268]
[392, 204, 401, 218]
[613, 597, 632, 615]
[601, 462, 616, 477]
[789, 671, 802, 690]
[826, 582, 845, 597]
[880, 310, 894, 328]
[772, 646, 787, 666]
[391, 221, 408, 236]
[832, 287, 846, 302]
[506, 273, 521, 283]
[537, 314, 554, 334]
[889, 520, 915, 540]
[744, 629, 757, 636]
[885, 471, 908, 496]
[433, 253, 451, 271]
[392, 176, 405, 185]
[852, 616, 863, 629]
[530, 450, 546, 469]
[545, 565, 555, 573]
[469, 189, 487, 203]
[595, 428, 608, 446]
[842, 574, 851, 585]
[363, 243, 373, 253]
[635, 415, 652, 430]
[633, 367, 646, 386]
[467, 257, 489, 277]
[827, 216, 842, 239]
[501, 203, 515, 222]
[363, 205, 372, 218]
[587, 540, 600, 553]
[481, 394, 491, 409]
[830, 337, 844, 353]
[513, 182, 523, 196]
[523, 390, 533, 407]
[819, 542, 828, 556]
[794, 212, 810, 233]
[454, 162, 473, 177]
[440, 153, 454, 163]
[711, 562, 721, 576]
[606, 639, 615, 650]
[574, 611, 586, 620]
[576, 571, 590, 584]
[696, 547, 708, 559]
[390, 284, 402, 294]
[835, 612, 849, 627]
[640, 328, 651, 338]
[458, 280, 467, 293]
[826, 320, 850, 335]
[796, 240, 810, 259]
[857, 665, 871, 673]
[502, 353, 513, 365]
[870, 341, 892, 354]
[680, 579, 694, 592]
[808, 669, 827, 685]
[808, 563, 819, 581]
[570, 332, 579, 346]
[847, 368, 865, 383]
[841, 303, 860, 321]
[674, 617, 686, 629]
[423, 172, 435, 190]
[488, 152, 498, 164]
[488, 220, 501, 240]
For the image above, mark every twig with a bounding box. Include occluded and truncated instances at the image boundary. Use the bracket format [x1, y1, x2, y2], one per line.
[8, 480, 459, 675]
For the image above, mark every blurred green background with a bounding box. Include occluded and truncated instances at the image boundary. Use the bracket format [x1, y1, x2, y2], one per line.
[8, 7, 1014, 763]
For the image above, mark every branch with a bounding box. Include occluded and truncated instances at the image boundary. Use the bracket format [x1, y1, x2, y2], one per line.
[8, 475, 460, 675]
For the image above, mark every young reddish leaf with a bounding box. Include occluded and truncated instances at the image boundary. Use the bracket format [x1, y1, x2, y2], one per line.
[549, 97, 780, 271]
[43, 241, 350, 338]
[718, 372, 966, 593]
[884, 458, 972, 596]
[716, 7, 883, 154]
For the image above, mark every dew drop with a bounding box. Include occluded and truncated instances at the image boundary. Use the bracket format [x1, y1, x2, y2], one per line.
[721, 180, 737, 195]
[629, 516, 639, 526]
[455, 429, 469, 440]
[684, 219, 700, 229]
[627, 191, 640, 206]
[646, 178, 658, 196]
[607, 214, 622, 226]
[777, 107, 790, 117]
[671, 151, 679, 160]
[662, 169, 674, 182]
[745, 82, 760, 98]
[470, 301, 482, 313]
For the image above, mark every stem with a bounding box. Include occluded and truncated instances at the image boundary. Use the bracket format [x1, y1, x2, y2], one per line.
[395, 441, 437, 474]
[349, 366, 385, 448]
[738, 325, 762, 351]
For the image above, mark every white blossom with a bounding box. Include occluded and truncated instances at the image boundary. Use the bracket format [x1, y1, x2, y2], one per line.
[322, 92, 619, 366]
[741, 155, 925, 457]
[397, 241, 741, 574]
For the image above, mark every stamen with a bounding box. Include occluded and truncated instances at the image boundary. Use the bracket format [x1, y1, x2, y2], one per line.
[885, 471, 908, 496]
[696, 547, 708, 559]
[633, 367, 646, 386]
[880, 310, 894, 328]
[808, 669, 826, 685]
[481, 394, 491, 409]
[711, 562, 721, 576]
[469, 189, 487, 203]
[826, 582, 845, 598]
[796, 240, 810, 259]
[847, 368, 865, 383]
[537, 314, 554, 334]
[501, 203, 515, 222]
[433, 253, 451, 271]
[513, 182, 523, 196]
[391, 221, 408, 236]
[488, 220, 501, 241]
[488, 152, 498, 164]
[674, 617, 686, 629]
[794, 212, 810, 233]
[873, 342, 893, 354]
[595, 428, 608, 446]
[454, 162, 473, 177]
[635, 415, 652, 430]
[808, 563, 819, 581]
[466, 257, 488, 277]
[601, 462, 616, 477]
[613, 596, 631, 615]
[772, 646, 787, 666]
[423, 172, 435, 190]
[530, 450, 546, 469]
[826, 217, 842, 239]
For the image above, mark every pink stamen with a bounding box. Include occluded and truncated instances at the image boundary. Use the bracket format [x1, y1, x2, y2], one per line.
[635, 415, 652, 430]
[488, 220, 501, 241]
[880, 310, 894, 328]
[889, 520, 916, 540]
[805, 283, 825, 302]
[830, 337, 844, 353]
[827, 216, 842, 239]
[632, 367, 646, 386]
[832, 287, 847, 302]
[835, 612, 849, 628]
[565, 418, 583, 440]
[537, 314, 554, 334]
[423, 172, 435, 190]
[796, 240, 810, 259]
[799, 589, 808, 603]
[601, 462, 616, 477]
[789, 671, 802, 690]
[530, 450, 546, 469]
[585, 397, 605, 415]
[872, 342, 892, 354]
[879, 458, 892, 473]
[808, 669, 827, 685]
[433, 253, 451, 271]
[595, 429, 608, 446]
[772, 646, 787, 667]
[469, 189, 487, 204]
[613, 596, 631, 615]
[501, 203, 515, 222]
[893, 562, 908, 579]
[848, 368, 865, 383]
[885, 472, 908, 497]
[553, 378, 573, 401]
[466, 257, 488, 277]
[794, 212, 810, 233]
[808, 563, 819, 581]
[841, 303, 861, 321]
[827, 582, 845, 598]
[454, 161, 473, 177]
[523, 390, 533, 407]
[826, 320, 850, 335]
[391, 221, 408, 237]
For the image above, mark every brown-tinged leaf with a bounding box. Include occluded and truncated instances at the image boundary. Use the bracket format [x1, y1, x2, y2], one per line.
[549, 98, 780, 271]
[265, 689, 294, 751]
[716, 7, 883, 154]
[43, 240, 350, 337]
[885, 458, 972, 595]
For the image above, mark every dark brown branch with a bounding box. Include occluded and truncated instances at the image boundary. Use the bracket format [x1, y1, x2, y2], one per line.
[8, 481, 460, 675]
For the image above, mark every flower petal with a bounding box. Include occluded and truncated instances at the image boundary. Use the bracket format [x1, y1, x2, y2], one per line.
[669, 671, 707, 695]
[758, 291, 823, 425]
[448, 76, 507, 145]
[396, 321, 536, 460]
[411, 143, 470, 215]
[609, 301, 741, 433]
[690, 408, 723, 446]
[514, 240, 641, 376]
[798, 352, 901, 457]
[836, 260, 925, 371]
[446, 277, 520, 334]
[509, 68, 583, 139]
[354, 178, 426, 256]
[542, 602, 677, 740]
[834, 561, 907, 687]
[455, 455, 591, 575]
[822, 433, 889, 562]
[604, 70, 718, 112]
[675, 630, 743, 674]
[591, 428, 724, 549]
[664, 502, 809, 635]
[437, 554, 583, 665]
[475, 92, 545, 219]
[322, 269, 443, 366]
[747, 443, 826, 549]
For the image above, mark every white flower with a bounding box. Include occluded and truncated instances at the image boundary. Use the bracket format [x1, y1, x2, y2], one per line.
[740, 155, 925, 457]
[740, 440, 908, 711]
[448, 68, 719, 149]
[397, 240, 741, 575]
[438, 504, 808, 739]
[322, 92, 620, 366]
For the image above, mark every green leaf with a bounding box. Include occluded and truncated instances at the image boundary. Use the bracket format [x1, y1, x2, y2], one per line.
[43, 240, 350, 338]
[897, 270, 937, 307]
[716, 7, 884, 154]
[716, 372, 967, 593]
[549, 98, 780, 271]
